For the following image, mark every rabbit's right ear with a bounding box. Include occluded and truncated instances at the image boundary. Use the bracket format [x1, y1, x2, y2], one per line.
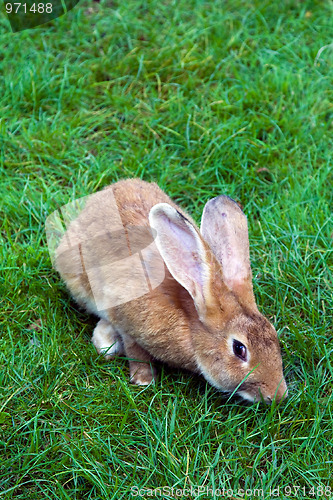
[149, 203, 213, 320]
[200, 196, 257, 308]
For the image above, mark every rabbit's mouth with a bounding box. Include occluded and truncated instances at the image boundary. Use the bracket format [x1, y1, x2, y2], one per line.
[237, 379, 288, 404]
[237, 390, 270, 404]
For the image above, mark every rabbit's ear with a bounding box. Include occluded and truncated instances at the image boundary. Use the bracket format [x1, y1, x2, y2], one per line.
[200, 196, 257, 307]
[149, 203, 213, 319]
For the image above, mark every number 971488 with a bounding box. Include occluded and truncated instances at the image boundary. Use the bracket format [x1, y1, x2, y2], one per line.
[5, 3, 53, 13]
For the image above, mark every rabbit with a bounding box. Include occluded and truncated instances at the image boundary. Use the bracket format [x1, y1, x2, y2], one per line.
[54, 178, 288, 403]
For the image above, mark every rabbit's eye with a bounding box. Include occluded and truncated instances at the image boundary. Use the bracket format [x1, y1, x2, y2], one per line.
[233, 340, 247, 361]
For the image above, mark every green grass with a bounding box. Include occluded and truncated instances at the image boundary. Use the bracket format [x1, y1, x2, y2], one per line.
[0, 0, 333, 498]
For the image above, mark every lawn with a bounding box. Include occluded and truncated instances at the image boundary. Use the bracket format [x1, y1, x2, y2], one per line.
[0, 0, 332, 498]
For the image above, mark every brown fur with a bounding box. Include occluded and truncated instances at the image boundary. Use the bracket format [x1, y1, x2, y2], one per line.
[55, 178, 287, 403]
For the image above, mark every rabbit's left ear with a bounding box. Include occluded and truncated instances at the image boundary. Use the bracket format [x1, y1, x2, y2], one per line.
[200, 196, 257, 308]
[149, 203, 214, 320]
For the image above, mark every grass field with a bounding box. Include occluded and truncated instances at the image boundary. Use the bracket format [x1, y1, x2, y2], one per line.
[1, 0, 333, 498]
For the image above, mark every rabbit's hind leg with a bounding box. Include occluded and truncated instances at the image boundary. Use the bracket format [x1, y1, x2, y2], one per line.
[92, 319, 124, 359]
[122, 334, 157, 386]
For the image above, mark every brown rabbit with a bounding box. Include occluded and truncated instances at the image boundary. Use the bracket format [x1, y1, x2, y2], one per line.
[54, 178, 288, 403]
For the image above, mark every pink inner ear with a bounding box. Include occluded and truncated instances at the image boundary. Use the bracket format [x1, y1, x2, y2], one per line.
[162, 215, 206, 290]
[149, 204, 211, 317]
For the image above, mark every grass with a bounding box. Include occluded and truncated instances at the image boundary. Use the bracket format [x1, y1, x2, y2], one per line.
[0, 0, 333, 498]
